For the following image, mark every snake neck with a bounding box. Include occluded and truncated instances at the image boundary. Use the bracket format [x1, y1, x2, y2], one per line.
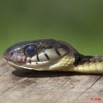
[74, 53, 94, 66]
[70, 53, 103, 74]
[75, 53, 103, 65]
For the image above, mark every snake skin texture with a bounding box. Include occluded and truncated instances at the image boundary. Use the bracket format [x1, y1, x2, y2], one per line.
[3, 39, 103, 74]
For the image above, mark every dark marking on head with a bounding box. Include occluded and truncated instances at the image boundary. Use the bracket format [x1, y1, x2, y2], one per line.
[28, 59, 31, 63]
[37, 54, 40, 61]
[21, 56, 26, 63]
[55, 48, 61, 56]
[44, 53, 50, 60]
[24, 57, 27, 62]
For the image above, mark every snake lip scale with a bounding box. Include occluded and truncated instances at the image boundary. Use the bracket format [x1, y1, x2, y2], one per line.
[3, 39, 103, 74]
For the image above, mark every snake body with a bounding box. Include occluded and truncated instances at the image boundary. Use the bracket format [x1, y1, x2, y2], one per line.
[4, 39, 103, 74]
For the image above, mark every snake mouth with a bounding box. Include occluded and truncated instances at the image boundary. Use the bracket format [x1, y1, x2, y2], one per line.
[7, 61, 37, 70]
[7, 61, 26, 69]
[7, 55, 70, 71]
[7, 60, 51, 71]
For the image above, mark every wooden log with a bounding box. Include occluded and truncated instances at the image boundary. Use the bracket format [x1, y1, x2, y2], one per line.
[0, 56, 103, 103]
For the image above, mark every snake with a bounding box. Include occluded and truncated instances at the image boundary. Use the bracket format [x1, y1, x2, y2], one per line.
[3, 39, 103, 74]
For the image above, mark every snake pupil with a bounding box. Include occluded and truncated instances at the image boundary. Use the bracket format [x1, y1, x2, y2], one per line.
[25, 45, 36, 57]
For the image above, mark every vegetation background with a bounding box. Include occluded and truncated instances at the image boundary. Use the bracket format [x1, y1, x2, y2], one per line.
[0, 0, 103, 55]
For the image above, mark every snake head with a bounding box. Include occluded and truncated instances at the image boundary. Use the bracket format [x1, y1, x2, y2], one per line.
[4, 39, 78, 71]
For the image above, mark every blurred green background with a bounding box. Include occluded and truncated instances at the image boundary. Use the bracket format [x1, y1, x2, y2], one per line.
[0, 0, 103, 55]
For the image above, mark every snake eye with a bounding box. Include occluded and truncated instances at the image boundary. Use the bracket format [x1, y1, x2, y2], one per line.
[24, 45, 37, 57]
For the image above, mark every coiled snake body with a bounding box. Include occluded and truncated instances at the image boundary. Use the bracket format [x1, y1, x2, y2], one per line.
[4, 39, 103, 74]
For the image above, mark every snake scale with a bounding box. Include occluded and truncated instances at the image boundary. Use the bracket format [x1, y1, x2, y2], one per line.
[3, 39, 103, 74]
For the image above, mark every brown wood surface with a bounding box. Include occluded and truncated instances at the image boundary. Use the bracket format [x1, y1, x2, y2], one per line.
[0, 56, 103, 103]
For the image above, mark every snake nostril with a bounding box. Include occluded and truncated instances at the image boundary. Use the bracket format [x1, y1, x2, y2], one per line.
[9, 51, 14, 56]
[4, 51, 14, 61]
